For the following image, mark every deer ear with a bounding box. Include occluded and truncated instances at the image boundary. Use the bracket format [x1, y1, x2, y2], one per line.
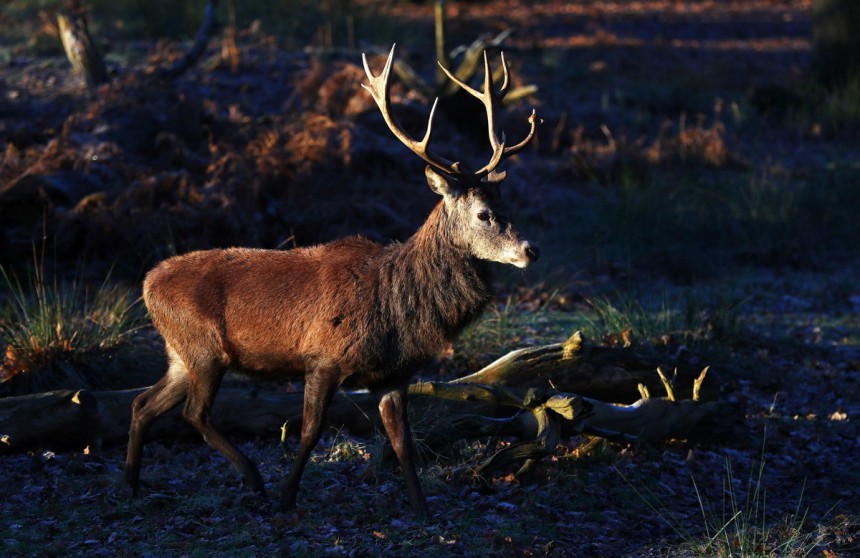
[425, 166, 460, 198]
[486, 170, 507, 183]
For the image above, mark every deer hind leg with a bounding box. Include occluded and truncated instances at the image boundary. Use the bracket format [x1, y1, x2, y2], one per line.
[181, 361, 265, 494]
[124, 347, 189, 495]
[378, 385, 427, 514]
[280, 366, 342, 511]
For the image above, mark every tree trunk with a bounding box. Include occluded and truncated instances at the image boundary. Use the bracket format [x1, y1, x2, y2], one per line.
[812, 0, 860, 86]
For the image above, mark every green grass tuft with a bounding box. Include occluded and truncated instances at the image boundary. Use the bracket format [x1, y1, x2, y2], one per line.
[0, 261, 147, 394]
[618, 442, 823, 558]
[581, 291, 746, 348]
[688, 458, 820, 557]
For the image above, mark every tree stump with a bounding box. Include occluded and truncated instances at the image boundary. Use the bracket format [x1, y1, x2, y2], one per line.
[57, 11, 107, 92]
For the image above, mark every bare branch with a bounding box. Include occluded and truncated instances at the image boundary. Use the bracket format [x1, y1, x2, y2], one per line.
[158, 0, 221, 81]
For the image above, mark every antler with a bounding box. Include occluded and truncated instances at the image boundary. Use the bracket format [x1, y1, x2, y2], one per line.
[362, 45, 540, 179]
[362, 45, 462, 176]
[438, 51, 540, 177]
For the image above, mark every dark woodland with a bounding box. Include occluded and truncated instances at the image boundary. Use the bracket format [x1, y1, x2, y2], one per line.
[1, 1, 859, 556]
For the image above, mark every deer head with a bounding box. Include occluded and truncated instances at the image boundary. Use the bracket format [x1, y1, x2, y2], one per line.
[362, 45, 541, 268]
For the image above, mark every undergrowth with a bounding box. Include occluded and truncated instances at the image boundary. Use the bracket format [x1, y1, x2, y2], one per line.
[581, 291, 746, 349]
[0, 259, 147, 394]
[2, 0, 407, 58]
[688, 460, 819, 557]
[788, 78, 860, 137]
[455, 286, 747, 369]
[563, 164, 860, 280]
[618, 442, 823, 558]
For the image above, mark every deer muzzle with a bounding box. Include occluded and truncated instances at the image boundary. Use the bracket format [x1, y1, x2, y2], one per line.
[509, 240, 540, 269]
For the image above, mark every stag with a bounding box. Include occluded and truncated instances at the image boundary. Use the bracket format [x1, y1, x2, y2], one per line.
[124, 45, 541, 513]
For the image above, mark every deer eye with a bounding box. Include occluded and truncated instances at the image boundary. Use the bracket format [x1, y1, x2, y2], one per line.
[477, 211, 491, 222]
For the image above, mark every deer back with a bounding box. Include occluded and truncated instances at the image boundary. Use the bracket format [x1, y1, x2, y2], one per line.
[143, 240, 382, 378]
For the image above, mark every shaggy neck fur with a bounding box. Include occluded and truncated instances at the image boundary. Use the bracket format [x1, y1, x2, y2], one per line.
[378, 200, 494, 367]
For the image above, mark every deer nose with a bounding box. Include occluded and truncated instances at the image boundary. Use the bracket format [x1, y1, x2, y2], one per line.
[523, 242, 540, 263]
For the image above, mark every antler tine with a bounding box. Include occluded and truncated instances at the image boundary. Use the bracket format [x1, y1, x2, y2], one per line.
[438, 51, 504, 156]
[437, 58, 482, 99]
[362, 45, 461, 176]
[499, 109, 541, 159]
[439, 50, 540, 178]
[498, 51, 510, 99]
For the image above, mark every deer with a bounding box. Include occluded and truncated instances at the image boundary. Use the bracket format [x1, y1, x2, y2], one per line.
[124, 45, 541, 514]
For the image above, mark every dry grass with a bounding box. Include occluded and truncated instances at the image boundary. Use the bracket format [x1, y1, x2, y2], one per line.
[0, 259, 147, 395]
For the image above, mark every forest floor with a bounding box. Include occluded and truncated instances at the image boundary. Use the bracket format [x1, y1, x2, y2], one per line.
[2, 0, 860, 556]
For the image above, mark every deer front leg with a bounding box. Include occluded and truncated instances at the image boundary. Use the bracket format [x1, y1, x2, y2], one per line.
[377, 385, 428, 514]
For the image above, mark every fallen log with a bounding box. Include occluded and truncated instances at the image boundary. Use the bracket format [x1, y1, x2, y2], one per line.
[0, 333, 745, 475]
[0, 389, 101, 451]
[409, 371, 746, 476]
[0, 387, 379, 454]
[454, 331, 722, 403]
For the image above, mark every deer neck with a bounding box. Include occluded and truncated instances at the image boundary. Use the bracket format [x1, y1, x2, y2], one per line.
[383, 201, 494, 343]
